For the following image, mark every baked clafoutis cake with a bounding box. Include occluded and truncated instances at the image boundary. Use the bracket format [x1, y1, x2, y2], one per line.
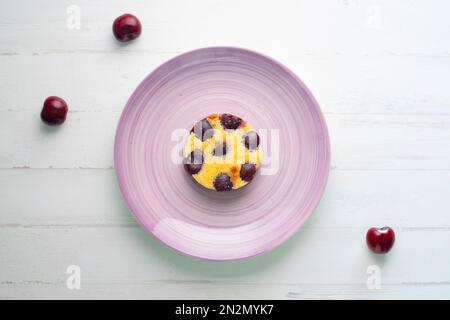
[183, 113, 262, 191]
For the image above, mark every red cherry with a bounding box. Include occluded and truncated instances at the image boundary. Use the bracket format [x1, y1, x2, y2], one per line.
[40, 96, 68, 125]
[112, 14, 141, 42]
[366, 227, 395, 254]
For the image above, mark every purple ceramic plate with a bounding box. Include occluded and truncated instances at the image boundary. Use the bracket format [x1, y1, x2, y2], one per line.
[114, 47, 330, 260]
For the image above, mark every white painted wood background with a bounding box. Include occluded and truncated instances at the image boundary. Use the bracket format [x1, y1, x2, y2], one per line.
[1, 0, 450, 299]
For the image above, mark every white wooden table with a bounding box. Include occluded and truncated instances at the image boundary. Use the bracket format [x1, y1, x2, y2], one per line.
[1, 0, 450, 299]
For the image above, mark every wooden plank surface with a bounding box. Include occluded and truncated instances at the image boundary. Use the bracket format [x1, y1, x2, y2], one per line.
[1, 0, 450, 299]
[2, 112, 450, 170]
[1, 169, 450, 229]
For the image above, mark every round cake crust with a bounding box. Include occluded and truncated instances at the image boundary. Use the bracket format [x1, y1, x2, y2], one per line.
[183, 113, 262, 191]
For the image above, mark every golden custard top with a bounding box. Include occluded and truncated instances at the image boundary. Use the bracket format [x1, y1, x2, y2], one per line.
[183, 113, 262, 191]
